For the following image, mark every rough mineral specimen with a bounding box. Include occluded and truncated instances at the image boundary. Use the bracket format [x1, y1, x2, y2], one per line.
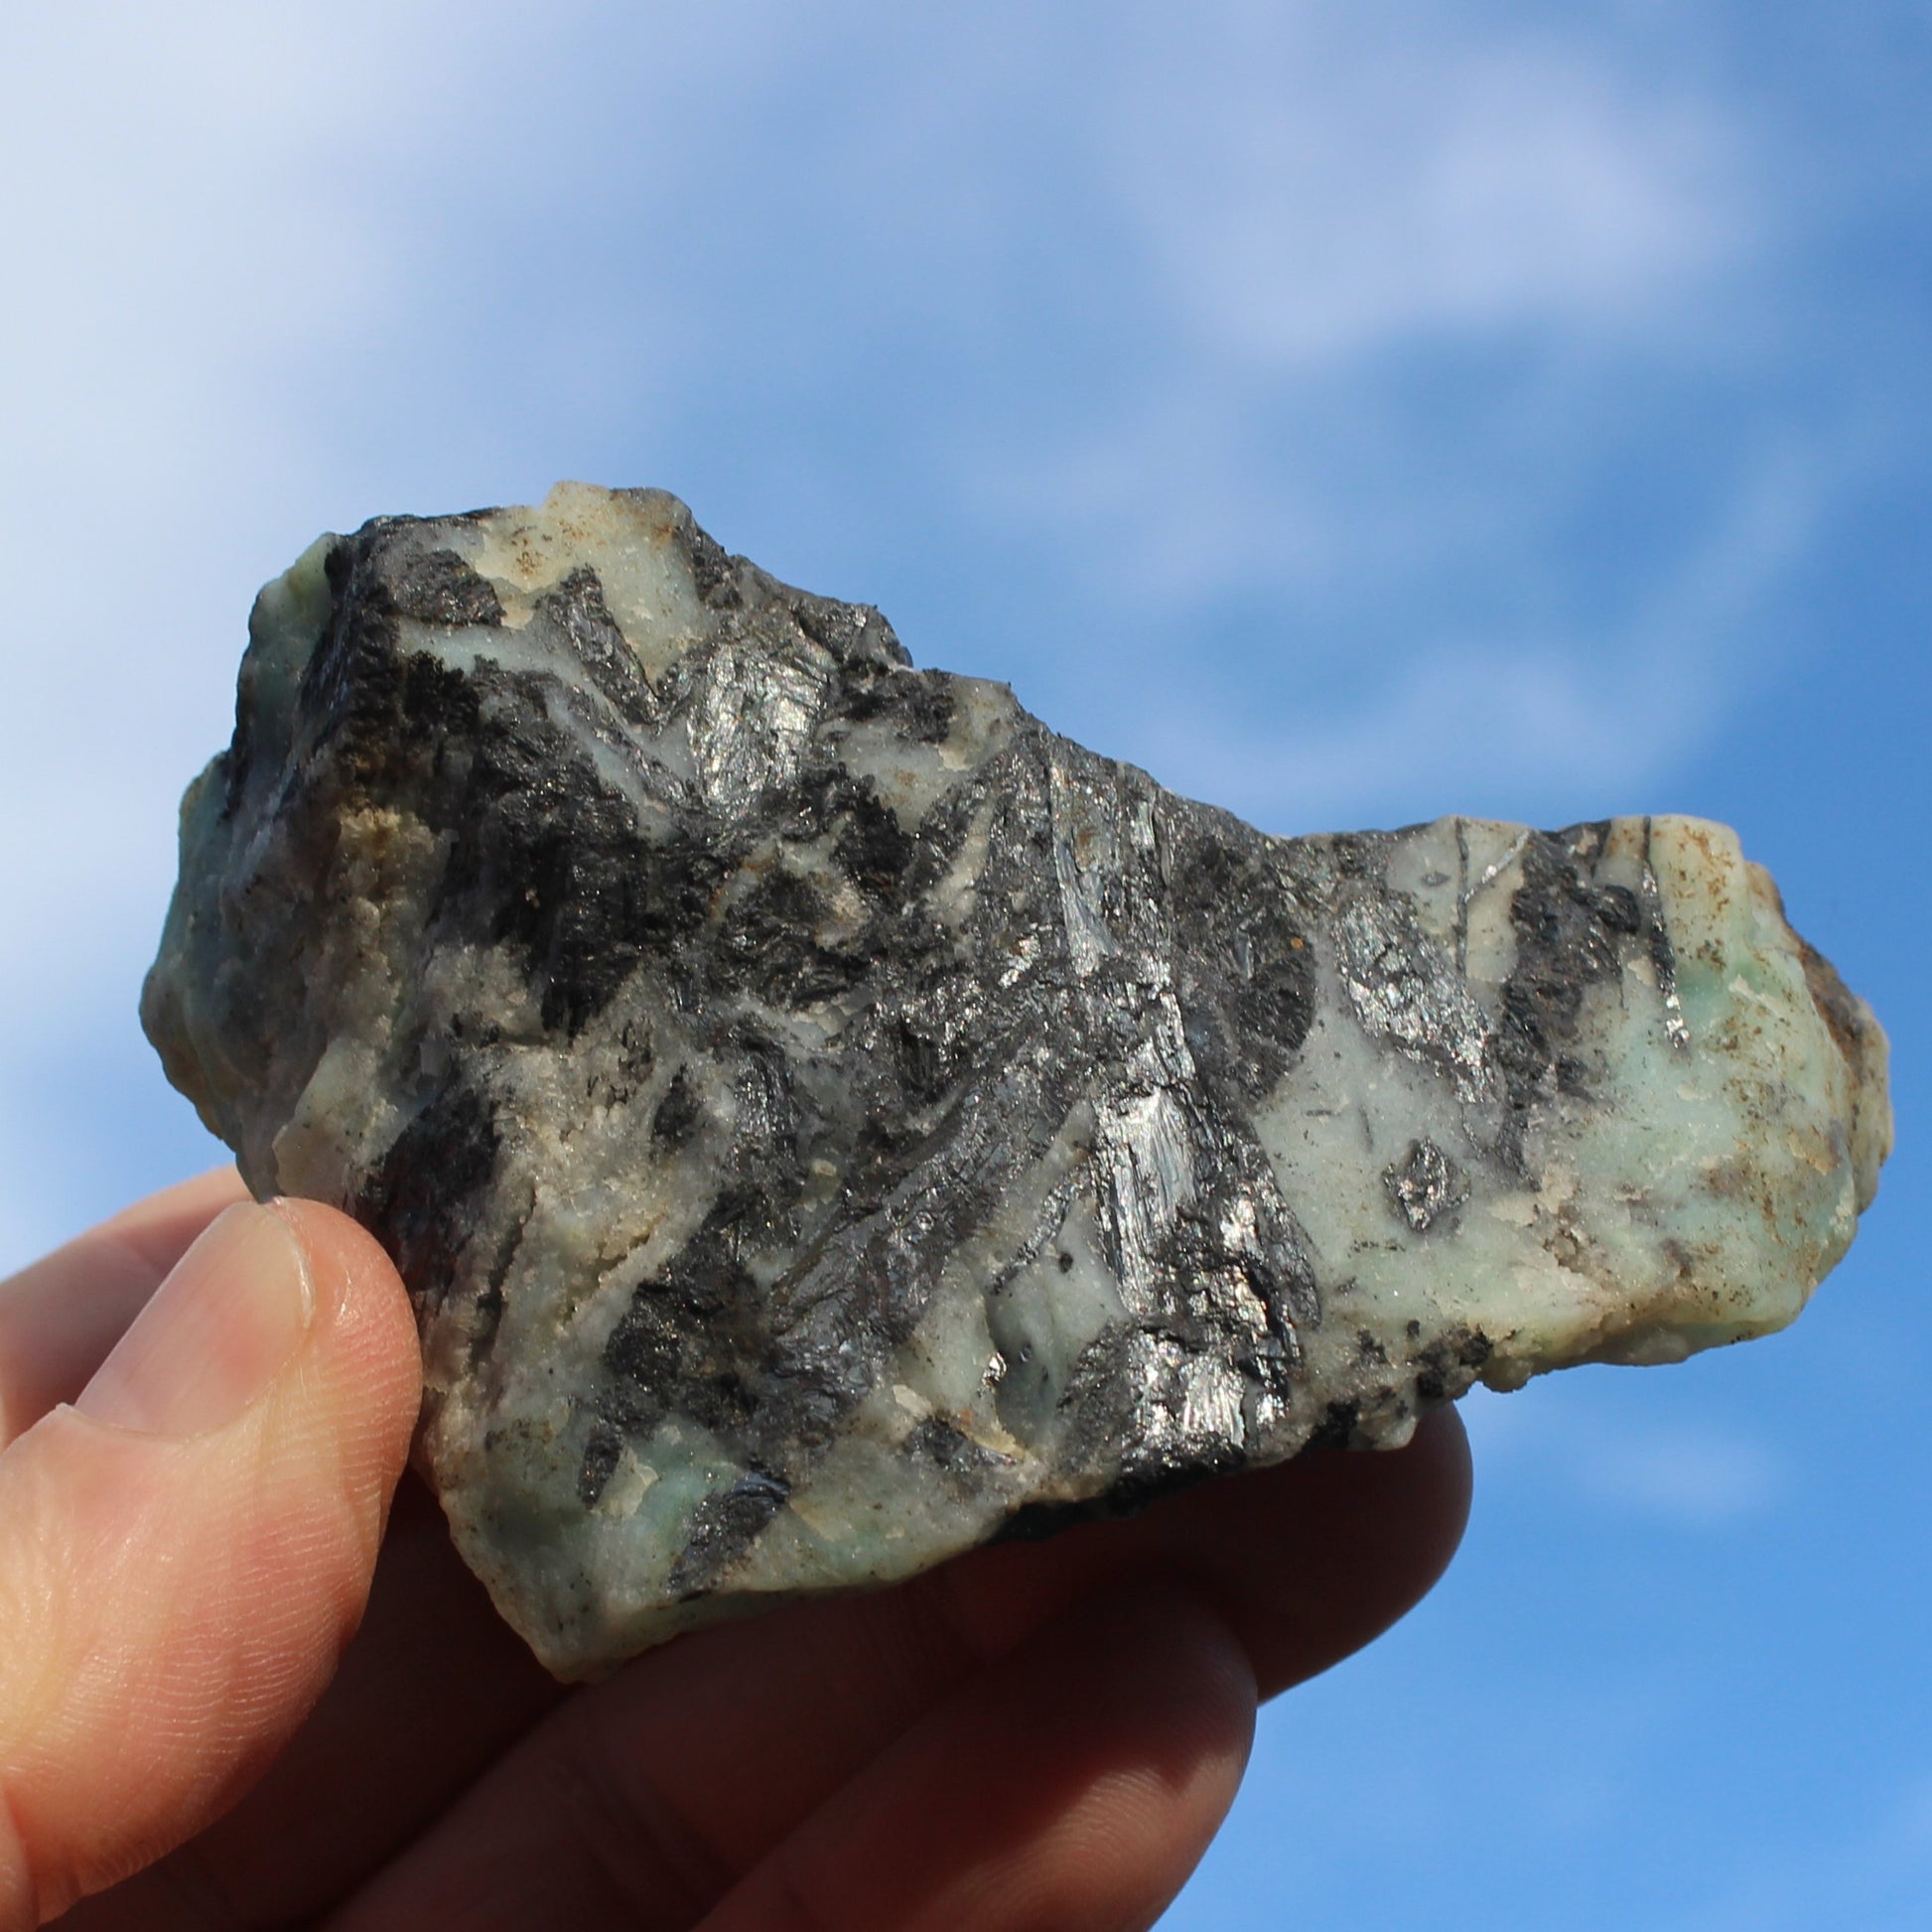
[143, 484, 1890, 1678]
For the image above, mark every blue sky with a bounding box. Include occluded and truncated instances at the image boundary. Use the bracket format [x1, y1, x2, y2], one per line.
[1, 4, 1925, 1923]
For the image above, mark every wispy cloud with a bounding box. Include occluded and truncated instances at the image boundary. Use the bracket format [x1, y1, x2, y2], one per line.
[940, 5, 1803, 830]
[1572, 1424, 1784, 1526]
[1106, 9, 1750, 365]
[1108, 435, 1822, 831]
[1462, 1383, 1788, 1528]
[1666, 1767, 1932, 1932]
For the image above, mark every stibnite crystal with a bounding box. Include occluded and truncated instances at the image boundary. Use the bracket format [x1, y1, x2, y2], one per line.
[144, 485, 1890, 1678]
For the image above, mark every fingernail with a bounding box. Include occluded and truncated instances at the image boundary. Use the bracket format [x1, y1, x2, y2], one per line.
[75, 1202, 314, 1436]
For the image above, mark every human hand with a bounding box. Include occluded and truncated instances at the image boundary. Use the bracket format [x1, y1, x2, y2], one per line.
[0, 1171, 1469, 1930]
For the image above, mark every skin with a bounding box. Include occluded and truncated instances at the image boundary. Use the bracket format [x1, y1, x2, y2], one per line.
[0, 1170, 1470, 1930]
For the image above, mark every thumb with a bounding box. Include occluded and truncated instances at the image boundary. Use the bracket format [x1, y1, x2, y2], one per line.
[0, 1198, 420, 1927]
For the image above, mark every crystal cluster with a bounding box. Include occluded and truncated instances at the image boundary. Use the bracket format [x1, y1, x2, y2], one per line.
[144, 485, 1889, 1677]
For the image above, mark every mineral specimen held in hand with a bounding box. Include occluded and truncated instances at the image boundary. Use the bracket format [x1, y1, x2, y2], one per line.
[144, 484, 1890, 1678]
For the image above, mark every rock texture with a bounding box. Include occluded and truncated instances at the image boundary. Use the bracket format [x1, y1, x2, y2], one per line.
[144, 484, 1890, 1678]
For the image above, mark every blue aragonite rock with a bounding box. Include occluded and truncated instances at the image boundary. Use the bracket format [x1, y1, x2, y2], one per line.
[143, 485, 1890, 1678]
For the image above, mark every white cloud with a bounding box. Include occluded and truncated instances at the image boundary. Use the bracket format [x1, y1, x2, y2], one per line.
[1463, 1382, 1787, 1528]
[925, 5, 1798, 831]
[1572, 1423, 1783, 1525]
[0, 4, 739, 954]
[1106, 9, 1749, 365]
[1666, 1768, 1932, 1932]
[1102, 433, 1821, 831]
